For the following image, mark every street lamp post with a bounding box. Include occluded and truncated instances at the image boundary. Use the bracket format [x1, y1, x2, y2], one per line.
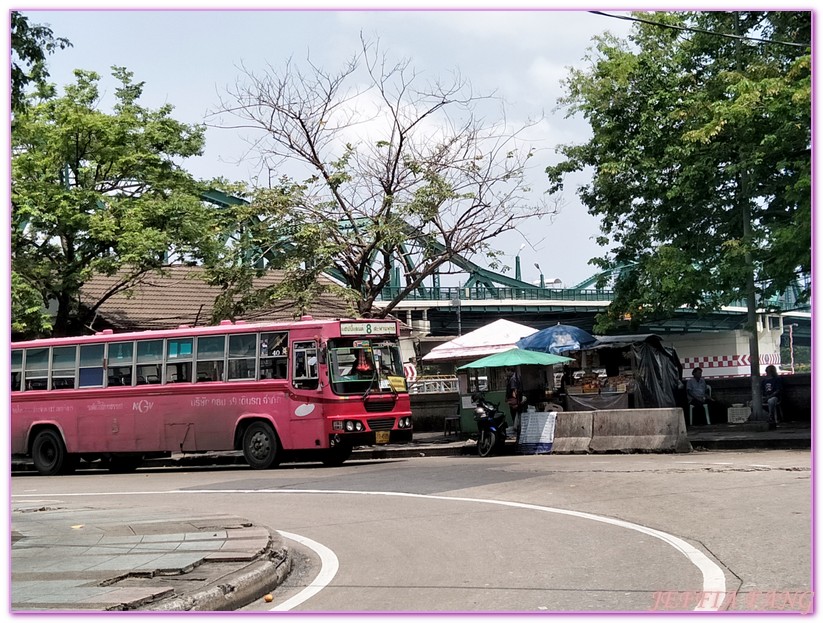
[535, 263, 545, 288]
[451, 285, 462, 337]
[515, 243, 526, 282]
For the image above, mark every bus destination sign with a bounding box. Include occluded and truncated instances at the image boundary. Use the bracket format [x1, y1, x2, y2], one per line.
[340, 322, 395, 336]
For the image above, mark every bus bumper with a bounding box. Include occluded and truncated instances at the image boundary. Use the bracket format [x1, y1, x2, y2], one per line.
[332, 429, 413, 447]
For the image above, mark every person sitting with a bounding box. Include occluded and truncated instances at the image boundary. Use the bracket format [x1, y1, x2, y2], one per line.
[761, 365, 783, 425]
[686, 368, 712, 424]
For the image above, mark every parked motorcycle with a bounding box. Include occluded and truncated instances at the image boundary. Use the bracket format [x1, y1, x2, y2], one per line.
[472, 393, 508, 457]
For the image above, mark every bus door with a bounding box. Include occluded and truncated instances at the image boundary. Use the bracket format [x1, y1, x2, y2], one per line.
[289, 340, 324, 446]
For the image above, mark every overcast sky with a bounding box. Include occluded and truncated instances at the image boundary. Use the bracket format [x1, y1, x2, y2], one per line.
[8, 1, 817, 290]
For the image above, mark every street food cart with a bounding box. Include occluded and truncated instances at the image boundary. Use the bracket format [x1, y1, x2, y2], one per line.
[456, 348, 573, 434]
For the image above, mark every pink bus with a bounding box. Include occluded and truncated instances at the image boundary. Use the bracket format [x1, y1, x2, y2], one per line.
[11, 317, 413, 475]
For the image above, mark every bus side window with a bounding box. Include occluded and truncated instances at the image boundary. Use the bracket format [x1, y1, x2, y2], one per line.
[228, 334, 257, 381]
[23, 347, 49, 391]
[196, 335, 226, 382]
[260, 331, 288, 380]
[51, 346, 77, 390]
[136, 365, 161, 384]
[166, 338, 193, 383]
[136, 340, 163, 384]
[79, 344, 105, 388]
[11, 350, 22, 392]
[109, 341, 135, 387]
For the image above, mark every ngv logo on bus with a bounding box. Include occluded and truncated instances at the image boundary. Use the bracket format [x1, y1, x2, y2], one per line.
[133, 400, 154, 413]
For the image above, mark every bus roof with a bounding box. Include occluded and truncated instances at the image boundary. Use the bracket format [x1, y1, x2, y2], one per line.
[12, 317, 399, 348]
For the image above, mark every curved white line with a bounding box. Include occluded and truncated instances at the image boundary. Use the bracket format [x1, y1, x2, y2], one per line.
[12, 488, 726, 611]
[271, 531, 339, 611]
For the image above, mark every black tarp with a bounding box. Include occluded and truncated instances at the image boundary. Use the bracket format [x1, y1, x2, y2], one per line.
[581, 334, 683, 409]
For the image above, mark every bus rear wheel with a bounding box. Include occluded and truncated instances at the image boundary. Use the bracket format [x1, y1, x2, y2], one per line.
[243, 421, 280, 469]
[32, 429, 74, 476]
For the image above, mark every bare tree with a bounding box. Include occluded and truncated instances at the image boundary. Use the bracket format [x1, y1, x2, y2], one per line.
[209, 37, 557, 318]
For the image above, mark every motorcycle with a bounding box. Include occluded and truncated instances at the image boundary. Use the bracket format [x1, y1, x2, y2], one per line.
[472, 393, 508, 457]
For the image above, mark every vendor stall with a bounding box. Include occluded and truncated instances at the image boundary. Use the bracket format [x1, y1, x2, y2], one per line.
[518, 328, 682, 412]
[560, 335, 682, 412]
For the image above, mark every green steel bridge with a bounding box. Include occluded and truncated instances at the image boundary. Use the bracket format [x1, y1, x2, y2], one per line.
[202, 189, 812, 343]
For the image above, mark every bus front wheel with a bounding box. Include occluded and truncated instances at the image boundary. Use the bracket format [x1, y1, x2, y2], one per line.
[32, 429, 74, 476]
[242, 421, 280, 469]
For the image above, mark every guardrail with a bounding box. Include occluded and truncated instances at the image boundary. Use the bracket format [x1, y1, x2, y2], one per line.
[408, 375, 459, 394]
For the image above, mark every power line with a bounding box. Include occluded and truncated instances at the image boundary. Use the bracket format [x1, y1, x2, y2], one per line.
[590, 11, 811, 50]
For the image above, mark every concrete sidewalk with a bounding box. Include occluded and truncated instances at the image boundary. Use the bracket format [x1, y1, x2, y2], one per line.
[10, 422, 811, 611]
[10, 507, 290, 612]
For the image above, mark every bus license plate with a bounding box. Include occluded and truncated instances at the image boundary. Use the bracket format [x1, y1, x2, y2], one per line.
[375, 431, 390, 444]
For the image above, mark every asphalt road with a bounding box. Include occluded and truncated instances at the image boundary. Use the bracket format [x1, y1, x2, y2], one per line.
[11, 450, 812, 614]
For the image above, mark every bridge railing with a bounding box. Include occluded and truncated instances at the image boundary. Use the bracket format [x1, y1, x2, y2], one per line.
[380, 284, 811, 312]
[378, 286, 614, 302]
[408, 375, 459, 394]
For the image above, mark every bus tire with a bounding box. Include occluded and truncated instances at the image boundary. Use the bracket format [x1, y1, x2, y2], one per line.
[32, 429, 70, 476]
[322, 442, 352, 467]
[242, 421, 280, 469]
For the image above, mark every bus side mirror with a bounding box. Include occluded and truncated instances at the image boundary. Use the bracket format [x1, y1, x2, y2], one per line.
[318, 347, 327, 364]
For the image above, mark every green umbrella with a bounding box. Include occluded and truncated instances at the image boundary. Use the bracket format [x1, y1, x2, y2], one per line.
[457, 348, 573, 370]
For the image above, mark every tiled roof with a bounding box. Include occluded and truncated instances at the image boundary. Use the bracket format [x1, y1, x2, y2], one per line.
[80, 266, 355, 331]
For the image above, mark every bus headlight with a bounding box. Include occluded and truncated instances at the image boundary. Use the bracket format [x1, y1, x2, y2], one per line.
[345, 420, 355, 432]
[355, 421, 363, 431]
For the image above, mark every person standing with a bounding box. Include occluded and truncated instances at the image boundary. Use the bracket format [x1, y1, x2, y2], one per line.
[505, 367, 523, 437]
[761, 365, 784, 424]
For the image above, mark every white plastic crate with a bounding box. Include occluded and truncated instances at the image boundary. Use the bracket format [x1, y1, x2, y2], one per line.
[727, 406, 750, 424]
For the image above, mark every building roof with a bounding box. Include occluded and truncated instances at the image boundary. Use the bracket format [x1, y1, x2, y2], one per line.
[80, 266, 354, 332]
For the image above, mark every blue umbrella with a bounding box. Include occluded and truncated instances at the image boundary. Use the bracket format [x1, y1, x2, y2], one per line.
[516, 323, 597, 355]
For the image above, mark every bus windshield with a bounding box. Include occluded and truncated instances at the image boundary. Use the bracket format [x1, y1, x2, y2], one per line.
[327, 338, 405, 395]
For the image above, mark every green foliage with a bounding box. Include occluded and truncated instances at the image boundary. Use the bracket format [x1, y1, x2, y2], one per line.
[10, 11, 72, 112]
[12, 66, 212, 336]
[547, 11, 811, 333]
[11, 271, 52, 337]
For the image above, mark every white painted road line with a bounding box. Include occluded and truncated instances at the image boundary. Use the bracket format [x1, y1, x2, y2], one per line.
[271, 531, 339, 611]
[12, 488, 727, 611]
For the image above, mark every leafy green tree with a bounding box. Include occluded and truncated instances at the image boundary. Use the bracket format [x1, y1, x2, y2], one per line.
[10, 11, 71, 111]
[12, 66, 215, 337]
[211, 37, 556, 318]
[547, 11, 810, 416]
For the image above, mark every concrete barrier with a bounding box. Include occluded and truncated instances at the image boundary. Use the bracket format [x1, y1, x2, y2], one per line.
[552, 411, 594, 453]
[587, 408, 691, 453]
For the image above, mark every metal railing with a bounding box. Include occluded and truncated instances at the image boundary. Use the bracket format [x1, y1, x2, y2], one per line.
[408, 375, 459, 394]
[379, 283, 811, 312]
[378, 286, 614, 303]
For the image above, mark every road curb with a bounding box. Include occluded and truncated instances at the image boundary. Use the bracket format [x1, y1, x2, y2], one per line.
[138, 531, 292, 611]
